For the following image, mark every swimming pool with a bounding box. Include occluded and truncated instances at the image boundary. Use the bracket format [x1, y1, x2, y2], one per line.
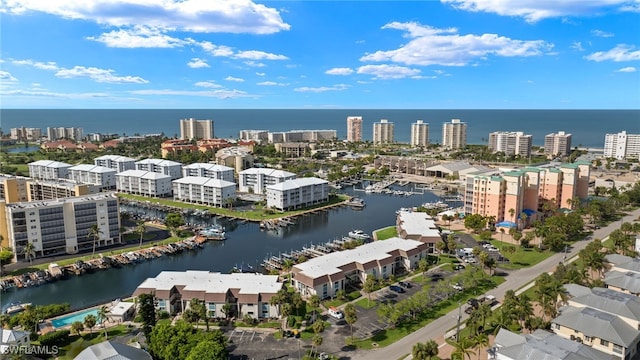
[51, 308, 100, 328]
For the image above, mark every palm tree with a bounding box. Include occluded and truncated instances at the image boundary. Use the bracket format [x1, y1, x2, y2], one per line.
[136, 220, 146, 248]
[84, 314, 97, 334]
[412, 342, 430, 360]
[97, 305, 109, 339]
[424, 339, 439, 360]
[88, 224, 103, 259]
[472, 333, 489, 360]
[311, 334, 323, 358]
[447, 336, 474, 360]
[23, 242, 36, 263]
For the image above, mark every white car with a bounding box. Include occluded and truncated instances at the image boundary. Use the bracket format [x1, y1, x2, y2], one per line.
[452, 283, 463, 291]
[328, 307, 344, 319]
[464, 257, 477, 264]
[487, 246, 500, 252]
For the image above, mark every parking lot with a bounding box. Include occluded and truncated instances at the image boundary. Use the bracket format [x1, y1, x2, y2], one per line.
[228, 329, 306, 360]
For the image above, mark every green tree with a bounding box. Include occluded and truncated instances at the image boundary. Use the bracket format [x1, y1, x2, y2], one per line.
[412, 342, 431, 360]
[71, 321, 84, 336]
[311, 334, 324, 358]
[309, 295, 320, 319]
[97, 305, 109, 339]
[464, 214, 487, 233]
[0, 249, 14, 272]
[447, 336, 474, 360]
[138, 293, 157, 340]
[88, 224, 103, 259]
[190, 298, 209, 331]
[472, 333, 489, 359]
[363, 276, 377, 305]
[165, 212, 185, 237]
[418, 258, 430, 277]
[84, 314, 97, 334]
[344, 303, 357, 341]
[185, 340, 228, 360]
[136, 220, 146, 248]
[23, 242, 36, 263]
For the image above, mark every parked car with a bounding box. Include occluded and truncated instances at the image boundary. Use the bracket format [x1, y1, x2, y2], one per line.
[487, 246, 500, 252]
[454, 264, 466, 271]
[328, 307, 344, 319]
[430, 273, 445, 281]
[399, 281, 412, 288]
[390, 285, 405, 293]
[452, 283, 463, 291]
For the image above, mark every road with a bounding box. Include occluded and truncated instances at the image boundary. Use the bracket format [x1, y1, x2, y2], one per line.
[347, 208, 640, 360]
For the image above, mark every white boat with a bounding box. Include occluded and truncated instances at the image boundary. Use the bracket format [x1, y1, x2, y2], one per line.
[5, 302, 32, 315]
[348, 229, 371, 240]
[199, 225, 226, 240]
[422, 201, 449, 209]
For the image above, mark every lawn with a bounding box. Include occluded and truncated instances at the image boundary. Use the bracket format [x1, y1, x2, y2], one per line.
[57, 325, 134, 359]
[355, 297, 378, 309]
[489, 240, 554, 269]
[323, 290, 362, 308]
[374, 226, 398, 240]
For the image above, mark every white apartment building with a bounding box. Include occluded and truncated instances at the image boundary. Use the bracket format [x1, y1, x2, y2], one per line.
[347, 116, 363, 142]
[47, 127, 83, 141]
[488, 131, 533, 157]
[373, 119, 394, 144]
[94, 155, 136, 172]
[239, 130, 269, 142]
[266, 177, 329, 211]
[28, 160, 72, 180]
[135, 158, 183, 180]
[238, 168, 296, 194]
[116, 170, 173, 197]
[133, 271, 283, 319]
[544, 131, 572, 157]
[1, 192, 121, 259]
[179, 118, 214, 140]
[10, 127, 42, 141]
[172, 177, 236, 207]
[182, 163, 234, 182]
[604, 131, 640, 160]
[68, 164, 117, 189]
[410, 120, 429, 147]
[442, 119, 467, 149]
[267, 130, 337, 144]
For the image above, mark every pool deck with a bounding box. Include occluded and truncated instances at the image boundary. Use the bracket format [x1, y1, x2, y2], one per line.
[42, 298, 134, 334]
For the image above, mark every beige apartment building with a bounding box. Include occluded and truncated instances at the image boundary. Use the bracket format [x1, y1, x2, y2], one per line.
[373, 119, 394, 144]
[463, 161, 590, 224]
[488, 131, 532, 157]
[410, 120, 429, 147]
[346, 116, 363, 142]
[442, 119, 467, 149]
[179, 118, 214, 140]
[544, 131, 572, 157]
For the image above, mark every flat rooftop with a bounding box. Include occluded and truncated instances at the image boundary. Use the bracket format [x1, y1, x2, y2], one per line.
[137, 271, 282, 295]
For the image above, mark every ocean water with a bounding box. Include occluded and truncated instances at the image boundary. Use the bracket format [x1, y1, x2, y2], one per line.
[1, 109, 638, 148]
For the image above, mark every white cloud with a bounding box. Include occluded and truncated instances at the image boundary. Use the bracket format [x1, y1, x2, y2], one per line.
[3, 0, 290, 34]
[360, 22, 552, 67]
[585, 44, 640, 62]
[187, 58, 210, 68]
[294, 84, 349, 93]
[130, 88, 249, 99]
[198, 41, 286, 62]
[571, 42, 584, 51]
[225, 76, 244, 82]
[195, 81, 222, 88]
[55, 66, 149, 83]
[87, 26, 189, 48]
[1, 89, 110, 98]
[257, 81, 289, 86]
[591, 29, 614, 38]
[245, 61, 266, 67]
[356, 64, 421, 79]
[199, 41, 235, 57]
[616, 66, 637, 72]
[441, 0, 637, 23]
[256, 72, 266, 76]
[234, 50, 288, 61]
[12, 59, 59, 70]
[0, 71, 18, 81]
[325, 68, 354, 76]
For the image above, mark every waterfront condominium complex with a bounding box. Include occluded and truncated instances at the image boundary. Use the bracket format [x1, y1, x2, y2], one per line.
[442, 119, 467, 149]
[94, 155, 136, 173]
[488, 131, 533, 157]
[346, 116, 363, 142]
[172, 177, 236, 207]
[463, 161, 590, 224]
[238, 168, 296, 194]
[179, 118, 214, 140]
[265, 177, 329, 211]
[0, 174, 100, 205]
[373, 119, 394, 144]
[133, 271, 283, 319]
[604, 131, 640, 160]
[182, 163, 235, 182]
[544, 131, 572, 157]
[116, 170, 173, 197]
[0, 192, 121, 260]
[410, 120, 429, 147]
[47, 127, 83, 141]
[28, 160, 72, 181]
[267, 129, 337, 144]
[239, 130, 269, 142]
[135, 158, 183, 180]
[215, 146, 255, 174]
[291, 237, 428, 299]
[68, 164, 117, 189]
[10, 127, 42, 141]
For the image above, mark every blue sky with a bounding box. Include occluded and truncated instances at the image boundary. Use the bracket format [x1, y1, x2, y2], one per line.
[1, 0, 639, 109]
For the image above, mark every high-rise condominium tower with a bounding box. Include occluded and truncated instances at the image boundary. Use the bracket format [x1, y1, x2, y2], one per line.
[346, 116, 363, 142]
[373, 119, 394, 144]
[410, 120, 429, 147]
[544, 131, 572, 157]
[604, 131, 640, 160]
[180, 118, 214, 140]
[442, 119, 467, 149]
[488, 131, 532, 157]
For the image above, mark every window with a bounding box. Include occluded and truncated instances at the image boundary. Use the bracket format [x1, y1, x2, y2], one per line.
[600, 339, 609, 347]
[554, 323, 560, 330]
[613, 344, 623, 354]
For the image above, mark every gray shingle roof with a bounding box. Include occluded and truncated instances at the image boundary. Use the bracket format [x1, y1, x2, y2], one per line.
[570, 287, 640, 322]
[553, 307, 637, 347]
[495, 329, 616, 360]
[604, 271, 640, 294]
[73, 341, 151, 360]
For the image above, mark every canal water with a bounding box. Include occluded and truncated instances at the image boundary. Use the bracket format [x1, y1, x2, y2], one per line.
[6, 146, 40, 153]
[4, 185, 449, 311]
